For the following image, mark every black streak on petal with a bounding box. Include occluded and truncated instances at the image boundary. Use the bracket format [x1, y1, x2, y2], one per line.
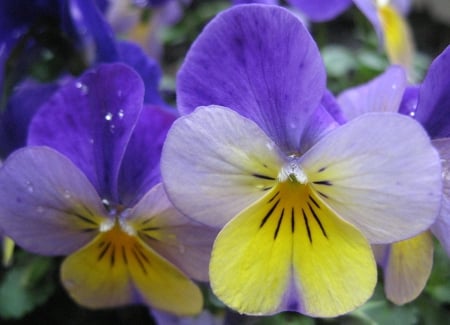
[260, 199, 280, 228]
[274, 209, 284, 240]
[313, 180, 332, 186]
[302, 209, 312, 244]
[309, 195, 320, 209]
[291, 208, 295, 233]
[98, 241, 111, 261]
[121, 246, 128, 265]
[308, 203, 328, 238]
[252, 173, 276, 181]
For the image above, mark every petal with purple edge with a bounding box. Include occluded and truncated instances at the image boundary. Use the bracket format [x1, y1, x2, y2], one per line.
[177, 5, 326, 152]
[29, 63, 144, 201]
[415, 46, 450, 138]
[300, 113, 442, 244]
[0, 146, 106, 256]
[337, 65, 407, 120]
[126, 183, 217, 281]
[286, 0, 352, 22]
[380, 232, 434, 305]
[161, 106, 285, 228]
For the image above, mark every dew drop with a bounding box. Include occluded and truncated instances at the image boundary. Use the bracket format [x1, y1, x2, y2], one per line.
[410, 111, 416, 117]
[36, 206, 44, 214]
[25, 181, 34, 193]
[178, 245, 185, 254]
[109, 124, 116, 134]
[117, 90, 123, 98]
[63, 190, 71, 199]
[105, 112, 113, 121]
[117, 109, 125, 119]
[88, 138, 94, 144]
[75, 81, 88, 95]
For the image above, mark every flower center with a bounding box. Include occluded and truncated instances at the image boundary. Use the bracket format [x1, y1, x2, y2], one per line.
[278, 156, 308, 184]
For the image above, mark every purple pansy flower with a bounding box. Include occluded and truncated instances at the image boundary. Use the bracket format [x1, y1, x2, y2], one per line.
[161, 4, 441, 317]
[337, 46, 450, 304]
[0, 63, 215, 315]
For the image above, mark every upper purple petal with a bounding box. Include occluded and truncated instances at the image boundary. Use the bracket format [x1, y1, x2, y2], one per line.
[177, 4, 326, 153]
[28, 63, 144, 202]
[414, 45, 450, 138]
[118, 105, 177, 206]
[286, 0, 352, 21]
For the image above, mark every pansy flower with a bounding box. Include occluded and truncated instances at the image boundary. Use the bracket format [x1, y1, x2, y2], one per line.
[161, 4, 442, 317]
[0, 63, 215, 315]
[337, 46, 450, 304]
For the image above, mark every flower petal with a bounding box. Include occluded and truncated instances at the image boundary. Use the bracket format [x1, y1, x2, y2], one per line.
[61, 227, 203, 315]
[210, 182, 376, 317]
[126, 183, 217, 281]
[0, 146, 106, 255]
[118, 106, 177, 206]
[431, 197, 450, 257]
[300, 113, 442, 243]
[415, 45, 450, 138]
[337, 66, 407, 120]
[177, 5, 325, 152]
[286, 0, 352, 21]
[29, 63, 144, 201]
[161, 106, 285, 228]
[379, 231, 434, 305]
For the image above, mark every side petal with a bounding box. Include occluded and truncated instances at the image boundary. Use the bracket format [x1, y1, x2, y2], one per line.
[337, 65, 407, 120]
[380, 232, 434, 305]
[126, 183, 217, 281]
[29, 63, 144, 201]
[0, 147, 106, 255]
[415, 46, 450, 138]
[161, 106, 285, 228]
[431, 197, 450, 257]
[177, 4, 326, 152]
[300, 113, 442, 243]
[210, 183, 376, 317]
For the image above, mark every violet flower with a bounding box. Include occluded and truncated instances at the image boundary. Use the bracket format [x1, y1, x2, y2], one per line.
[161, 4, 442, 317]
[337, 46, 450, 305]
[0, 63, 215, 315]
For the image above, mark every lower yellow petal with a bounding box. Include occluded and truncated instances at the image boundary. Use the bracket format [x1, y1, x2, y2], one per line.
[292, 189, 377, 317]
[383, 231, 433, 305]
[2, 236, 15, 267]
[210, 182, 377, 317]
[378, 4, 414, 70]
[61, 222, 203, 315]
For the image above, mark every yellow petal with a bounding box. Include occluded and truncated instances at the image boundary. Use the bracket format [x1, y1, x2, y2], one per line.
[378, 4, 414, 70]
[61, 222, 203, 315]
[210, 181, 377, 317]
[2, 236, 15, 267]
[383, 231, 434, 305]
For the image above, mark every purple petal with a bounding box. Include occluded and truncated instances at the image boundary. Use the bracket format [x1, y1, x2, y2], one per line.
[286, 0, 352, 21]
[232, 0, 278, 4]
[337, 65, 407, 120]
[127, 183, 217, 282]
[177, 4, 326, 152]
[0, 78, 65, 157]
[398, 85, 419, 117]
[0, 146, 107, 255]
[299, 105, 340, 153]
[118, 40, 167, 106]
[414, 45, 450, 138]
[321, 89, 347, 124]
[69, 0, 118, 62]
[28, 63, 144, 202]
[118, 106, 177, 206]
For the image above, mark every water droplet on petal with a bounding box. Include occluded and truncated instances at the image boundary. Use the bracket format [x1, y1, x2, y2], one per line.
[117, 109, 124, 119]
[75, 81, 88, 95]
[410, 111, 416, 117]
[25, 181, 34, 193]
[105, 112, 113, 121]
[178, 245, 185, 254]
[63, 190, 71, 199]
[36, 206, 44, 214]
[117, 90, 123, 98]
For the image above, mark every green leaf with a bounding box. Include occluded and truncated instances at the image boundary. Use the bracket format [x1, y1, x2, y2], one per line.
[0, 252, 56, 319]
